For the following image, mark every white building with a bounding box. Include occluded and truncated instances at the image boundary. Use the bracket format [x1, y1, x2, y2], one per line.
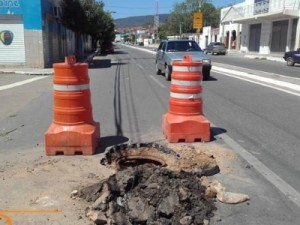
[197, 27, 211, 49]
[220, 0, 300, 54]
[0, 0, 91, 68]
[136, 30, 145, 45]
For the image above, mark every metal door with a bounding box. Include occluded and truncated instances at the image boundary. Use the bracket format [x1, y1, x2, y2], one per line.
[249, 23, 261, 52]
[271, 20, 288, 52]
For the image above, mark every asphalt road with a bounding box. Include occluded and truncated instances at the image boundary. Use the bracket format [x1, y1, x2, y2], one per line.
[0, 44, 299, 224]
[205, 51, 300, 192]
[94, 44, 300, 224]
[89, 46, 170, 144]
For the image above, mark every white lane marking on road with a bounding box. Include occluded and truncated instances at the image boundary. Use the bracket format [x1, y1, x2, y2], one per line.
[260, 70, 300, 81]
[124, 44, 300, 95]
[214, 124, 300, 208]
[0, 76, 47, 91]
[213, 66, 300, 92]
[213, 70, 300, 97]
[149, 75, 166, 88]
[137, 64, 144, 70]
[135, 60, 165, 88]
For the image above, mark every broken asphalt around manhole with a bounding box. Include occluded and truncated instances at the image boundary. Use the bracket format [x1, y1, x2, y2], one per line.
[74, 142, 249, 225]
[0, 141, 253, 225]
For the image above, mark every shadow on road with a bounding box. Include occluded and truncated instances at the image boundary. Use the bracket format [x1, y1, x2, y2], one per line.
[210, 126, 227, 141]
[204, 76, 217, 81]
[89, 59, 112, 69]
[89, 59, 128, 69]
[96, 135, 129, 154]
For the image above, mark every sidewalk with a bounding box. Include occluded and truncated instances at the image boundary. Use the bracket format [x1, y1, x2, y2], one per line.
[227, 50, 285, 63]
[0, 67, 54, 75]
[0, 52, 96, 76]
[146, 44, 285, 63]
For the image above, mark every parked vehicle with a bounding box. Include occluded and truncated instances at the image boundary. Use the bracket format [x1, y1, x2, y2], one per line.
[101, 42, 114, 54]
[283, 48, 300, 66]
[204, 42, 227, 55]
[155, 39, 212, 81]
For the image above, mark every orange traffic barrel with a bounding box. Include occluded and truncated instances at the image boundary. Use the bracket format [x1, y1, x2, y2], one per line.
[45, 56, 100, 155]
[162, 54, 210, 143]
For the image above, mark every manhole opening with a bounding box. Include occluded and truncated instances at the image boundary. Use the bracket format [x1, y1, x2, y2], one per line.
[101, 142, 179, 170]
[117, 157, 166, 169]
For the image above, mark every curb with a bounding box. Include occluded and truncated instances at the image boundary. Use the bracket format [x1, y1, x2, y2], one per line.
[0, 53, 96, 76]
[0, 70, 54, 75]
[244, 54, 285, 63]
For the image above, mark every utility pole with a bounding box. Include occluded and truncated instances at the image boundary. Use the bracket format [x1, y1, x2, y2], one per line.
[180, 23, 182, 37]
[193, 1, 203, 44]
[154, 0, 159, 43]
[197, 1, 201, 45]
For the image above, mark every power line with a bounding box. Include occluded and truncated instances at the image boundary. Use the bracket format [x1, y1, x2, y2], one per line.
[104, 5, 171, 10]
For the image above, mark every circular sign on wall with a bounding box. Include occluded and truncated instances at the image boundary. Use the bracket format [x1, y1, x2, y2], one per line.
[0, 30, 14, 45]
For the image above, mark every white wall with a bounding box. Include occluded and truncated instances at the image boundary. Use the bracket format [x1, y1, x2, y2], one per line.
[260, 21, 272, 54]
[240, 23, 249, 52]
[199, 26, 212, 49]
[219, 22, 241, 50]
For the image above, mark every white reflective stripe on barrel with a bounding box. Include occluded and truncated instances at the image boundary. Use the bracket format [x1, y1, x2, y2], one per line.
[53, 84, 90, 91]
[170, 92, 202, 99]
[171, 79, 202, 86]
[173, 66, 202, 72]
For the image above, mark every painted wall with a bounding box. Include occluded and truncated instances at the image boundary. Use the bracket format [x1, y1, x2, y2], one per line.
[0, 0, 42, 30]
[0, 0, 90, 68]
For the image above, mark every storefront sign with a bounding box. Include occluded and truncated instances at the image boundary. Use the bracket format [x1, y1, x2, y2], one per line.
[0, 0, 20, 8]
[254, 0, 269, 15]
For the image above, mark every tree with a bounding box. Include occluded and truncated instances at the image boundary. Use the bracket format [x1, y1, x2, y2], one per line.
[201, 2, 220, 27]
[60, 0, 87, 34]
[60, 0, 86, 55]
[157, 24, 169, 40]
[60, 0, 115, 52]
[96, 11, 115, 43]
[161, 0, 220, 36]
[79, 0, 115, 44]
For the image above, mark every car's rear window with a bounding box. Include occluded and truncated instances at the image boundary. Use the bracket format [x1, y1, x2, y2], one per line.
[167, 41, 201, 52]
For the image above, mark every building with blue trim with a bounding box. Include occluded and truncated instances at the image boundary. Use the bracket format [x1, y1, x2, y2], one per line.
[0, 0, 91, 68]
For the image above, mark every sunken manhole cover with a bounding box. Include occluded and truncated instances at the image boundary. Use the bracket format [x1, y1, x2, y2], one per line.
[80, 143, 220, 225]
[100, 142, 219, 176]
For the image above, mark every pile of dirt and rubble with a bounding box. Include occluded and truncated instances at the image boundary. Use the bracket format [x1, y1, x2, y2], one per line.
[75, 143, 221, 225]
[79, 165, 216, 225]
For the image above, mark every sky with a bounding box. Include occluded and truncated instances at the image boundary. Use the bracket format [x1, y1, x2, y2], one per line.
[102, 0, 244, 19]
